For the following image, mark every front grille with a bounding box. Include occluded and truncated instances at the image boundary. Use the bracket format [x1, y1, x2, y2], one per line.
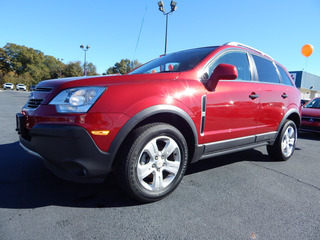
[300, 125, 320, 132]
[27, 99, 44, 108]
[34, 87, 52, 92]
[26, 87, 53, 109]
[302, 117, 320, 122]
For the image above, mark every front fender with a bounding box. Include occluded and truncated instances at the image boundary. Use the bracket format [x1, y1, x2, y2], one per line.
[107, 104, 199, 164]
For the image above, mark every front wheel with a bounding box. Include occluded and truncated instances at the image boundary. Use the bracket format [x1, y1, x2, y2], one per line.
[118, 123, 188, 203]
[267, 120, 297, 161]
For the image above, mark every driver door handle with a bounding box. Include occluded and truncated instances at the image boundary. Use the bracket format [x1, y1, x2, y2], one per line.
[249, 93, 259, 99]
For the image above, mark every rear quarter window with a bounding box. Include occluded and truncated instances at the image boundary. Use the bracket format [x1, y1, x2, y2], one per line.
[277, 65, 294, 86]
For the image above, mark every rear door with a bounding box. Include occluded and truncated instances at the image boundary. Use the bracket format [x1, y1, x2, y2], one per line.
[251, 55, 287, 134]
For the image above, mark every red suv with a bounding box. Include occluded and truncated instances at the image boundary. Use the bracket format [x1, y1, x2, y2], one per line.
[16, 42, 301, 202]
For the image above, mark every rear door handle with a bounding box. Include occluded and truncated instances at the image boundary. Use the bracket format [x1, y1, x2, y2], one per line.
[249, 93, 259, 99]
[282, 93, 288, 99]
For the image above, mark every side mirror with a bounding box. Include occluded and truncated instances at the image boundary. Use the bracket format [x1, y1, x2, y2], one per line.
[206, 63, 238, 91]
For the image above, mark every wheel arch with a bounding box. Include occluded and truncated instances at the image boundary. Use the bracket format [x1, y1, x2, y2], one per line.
[110, 105, 199, 168]
[273, 109, 301, 144]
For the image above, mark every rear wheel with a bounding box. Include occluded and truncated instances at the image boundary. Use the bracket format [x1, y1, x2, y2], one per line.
[118, 123, 188, 203]
[267, 120, 297, 161]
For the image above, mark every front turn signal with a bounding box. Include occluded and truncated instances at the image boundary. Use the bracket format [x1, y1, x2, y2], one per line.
[91, 130, 110, 136]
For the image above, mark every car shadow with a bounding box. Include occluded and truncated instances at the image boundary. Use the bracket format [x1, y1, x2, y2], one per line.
[0, 142, 276, 209]
[0, 142, 137, 209]
[298, 131, 320, 141]
[186, 148, 272, 175]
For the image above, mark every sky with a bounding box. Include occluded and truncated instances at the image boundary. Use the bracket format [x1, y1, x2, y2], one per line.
[1, 0, 320, 76]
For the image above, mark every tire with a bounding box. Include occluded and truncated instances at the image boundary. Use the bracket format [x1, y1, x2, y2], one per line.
[267, 120, 297, 161]
[118, 123, 188, 203]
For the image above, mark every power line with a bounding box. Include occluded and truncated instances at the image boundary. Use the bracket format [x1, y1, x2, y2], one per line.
[132, 4, 148, 67]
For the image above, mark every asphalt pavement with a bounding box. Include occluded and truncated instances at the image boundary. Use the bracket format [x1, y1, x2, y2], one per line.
[1, 90, 320, 240]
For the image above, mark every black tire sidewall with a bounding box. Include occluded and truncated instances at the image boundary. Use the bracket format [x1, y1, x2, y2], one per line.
[125, 123, 188, 202]
[280, 120, 297, 160]
[268, 120, 297, 161]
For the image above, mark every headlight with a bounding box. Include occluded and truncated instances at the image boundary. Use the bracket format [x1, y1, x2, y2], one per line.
[49, 87, 106, 113]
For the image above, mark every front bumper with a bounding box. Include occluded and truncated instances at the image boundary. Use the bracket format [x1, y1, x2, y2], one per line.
[18, 122, 113, 183]
[300, 119, 320, 133]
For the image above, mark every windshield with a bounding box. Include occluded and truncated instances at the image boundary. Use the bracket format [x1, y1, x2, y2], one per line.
[129, 47, 217, 74]
[304, 98, 320, 108]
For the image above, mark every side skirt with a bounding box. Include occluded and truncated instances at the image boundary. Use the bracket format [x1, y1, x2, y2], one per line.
[194, 131, 277, 162]
[200, 141, 268, 160]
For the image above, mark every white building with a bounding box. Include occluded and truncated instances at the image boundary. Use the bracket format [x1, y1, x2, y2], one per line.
[289, 71, 320, 100]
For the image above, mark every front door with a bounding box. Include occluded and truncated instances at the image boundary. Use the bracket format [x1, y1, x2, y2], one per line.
[202, 51, 259, 145]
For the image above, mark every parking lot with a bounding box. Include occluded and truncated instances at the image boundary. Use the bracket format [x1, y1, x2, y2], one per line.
[1, 90, 320, 240]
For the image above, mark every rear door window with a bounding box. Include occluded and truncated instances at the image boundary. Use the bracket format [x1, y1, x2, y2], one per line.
[252, 55, 280, 84]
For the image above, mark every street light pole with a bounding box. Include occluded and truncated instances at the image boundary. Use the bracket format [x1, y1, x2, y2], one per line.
[158, 1, 177, 55]
[57, 58, 63, 78]
[165, 13, 169, 55]
[80, 45, 90, 76]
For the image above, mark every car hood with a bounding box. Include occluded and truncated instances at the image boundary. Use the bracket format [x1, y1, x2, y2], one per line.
[34, 73, 182, 105]
[302, 108, 320, 118]
[36, 73, 181, 90]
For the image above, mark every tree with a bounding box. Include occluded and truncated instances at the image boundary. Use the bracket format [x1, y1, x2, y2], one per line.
[86, 62, 98, 76]
[2, 72, 18, 84]
[0, 43, 48, 82]
[0, 68, 5, 86]
[63, 61, 83, 77]
[2, 71, 33, 85]
[0, 43, 99, 86]
[44, 55, 63, 79]
[0, 47, 10, 75]
[105, 59, 141, 75]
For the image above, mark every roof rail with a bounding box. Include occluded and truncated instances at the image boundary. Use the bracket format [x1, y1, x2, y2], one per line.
[224, 42, 274, 60]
